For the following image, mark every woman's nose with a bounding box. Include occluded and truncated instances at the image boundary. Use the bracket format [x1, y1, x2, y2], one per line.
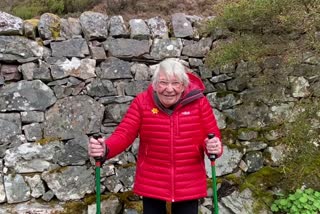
[165, 84, 174, 91]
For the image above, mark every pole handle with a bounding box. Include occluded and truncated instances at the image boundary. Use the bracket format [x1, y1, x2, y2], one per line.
[208, 133, 216, 161]
[93, 134, 103, 162]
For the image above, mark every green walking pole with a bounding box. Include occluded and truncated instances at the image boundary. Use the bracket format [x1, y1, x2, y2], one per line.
[208, 133, 219, 214]
[93, 134, 102, 214]
[95, 158, 101, 214]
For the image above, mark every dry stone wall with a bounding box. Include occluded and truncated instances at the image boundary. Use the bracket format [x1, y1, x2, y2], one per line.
[0, 10, 320, 214]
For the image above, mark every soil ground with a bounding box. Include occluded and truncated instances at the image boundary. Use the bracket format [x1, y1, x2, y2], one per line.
[90, 0, 218, 21]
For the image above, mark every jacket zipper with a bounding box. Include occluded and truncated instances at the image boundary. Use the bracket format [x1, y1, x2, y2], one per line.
[170, 115, 175, 202]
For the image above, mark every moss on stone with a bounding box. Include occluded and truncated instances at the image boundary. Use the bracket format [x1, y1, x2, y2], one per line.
[224, 173, 244, 186]
[61, 200, 86, 214]
[276, 100, 320, 192]
[240, 166, 283, 209]
[36, 137, 61, 145]
[241, 167, 283, 190]
[116, 191, 143, 213]
[47, 166, 69, 174]
[24, 18, 40, 27]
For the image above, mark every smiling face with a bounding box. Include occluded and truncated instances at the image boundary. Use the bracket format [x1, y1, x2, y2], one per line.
[154, 72, 185, 108]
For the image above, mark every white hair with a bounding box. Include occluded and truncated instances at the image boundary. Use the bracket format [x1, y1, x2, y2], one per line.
[152, 58, 190, 88]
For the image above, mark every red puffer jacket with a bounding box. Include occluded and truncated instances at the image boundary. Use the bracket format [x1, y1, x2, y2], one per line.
[105, 72, 221, 202]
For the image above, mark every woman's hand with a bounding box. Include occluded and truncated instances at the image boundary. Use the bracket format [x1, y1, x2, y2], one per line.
[88, 136, 106, 159]
[205, 136, 222, 156]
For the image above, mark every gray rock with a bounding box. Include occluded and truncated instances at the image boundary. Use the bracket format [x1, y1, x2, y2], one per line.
[131, 63, 150, 81]
[22, 123, 43, 141]
[109, 15, 129, 37]
[99, 57, 133, 80]
[147, 16, 169, 39]
[210, 74, 232, 84]
[129, 19, 150, 40]
[4, 142, 63, 173]
[80, 11, 109, 41]
[60, 17, 82, 39]
[182, 38, 213, 57]
[0, 80, 57, 112]
[0, 113, 22, 138]
[205, 146, 243, 177]
[221, 189, 254, 214]
[0, 12, 23, 35]
[33, 60, 52, 82]
[42, 166, 95, 201]
[42, 190, 55, 202]
[20, 111, 44, 124]
[171, 13, 193, 38]
[0, 174, 5, 203]
[57, 135, 90, 166]
[25, 174, 45, 198]
[150, 38, 183, 60]
[38, 13, 61, 40]
[50, 57, 96, 80]
[0, 134, 26, 158]
[88, 197, 122, 214]
[103, 38, 150, 58]
[0, 201, 63, 213]
[198, 66, 213, 79]
[240, 141, 268, 152]
[51, 38, 90, 58]
[87, 79, 117, 97]
[4, 174, 30, 203]
[125, 80, 150, 96]
[207, 92, 241, 111]
[189, 58, 203, 67]
[19, 62, 36, 80]
[263, 145, 287, 167]
[23, 19, 38, 39]
[243, 151, 264, 173]
[0, 36, 48, 63]
[238, 130, 258, 141]
[234, 102, 269, 128]
[44, 95, 104, 140]
[105, 103, 130, 123]
[90, 45, 107, 62]
[0, 64, 21, 81]
[290, 76, 310, 98]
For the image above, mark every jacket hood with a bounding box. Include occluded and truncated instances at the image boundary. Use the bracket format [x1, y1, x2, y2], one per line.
[185, 72, 205, 94]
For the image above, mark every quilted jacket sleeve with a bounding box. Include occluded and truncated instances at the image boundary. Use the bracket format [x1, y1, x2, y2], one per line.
[105, 97, 142, 159]
[200, 96, 223, 158]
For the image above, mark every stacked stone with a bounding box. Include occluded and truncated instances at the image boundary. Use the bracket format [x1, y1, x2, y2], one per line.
[1, 10, 319, 214]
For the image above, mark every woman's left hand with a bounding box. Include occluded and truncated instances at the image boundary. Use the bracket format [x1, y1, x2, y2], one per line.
[205, 136, 222, 155]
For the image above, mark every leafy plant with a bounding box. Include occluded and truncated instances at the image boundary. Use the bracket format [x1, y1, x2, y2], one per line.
[271, 188, 320, 214]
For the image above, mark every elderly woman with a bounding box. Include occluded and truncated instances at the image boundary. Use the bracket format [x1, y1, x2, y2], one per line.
[89, 58, 222, 214]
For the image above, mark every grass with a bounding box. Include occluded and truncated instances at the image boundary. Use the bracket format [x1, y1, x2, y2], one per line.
[204, 0, 320, 67]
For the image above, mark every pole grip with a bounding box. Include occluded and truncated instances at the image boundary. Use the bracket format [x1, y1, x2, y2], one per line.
[208, 133, 216, 161]
[93, 134, 103, 162]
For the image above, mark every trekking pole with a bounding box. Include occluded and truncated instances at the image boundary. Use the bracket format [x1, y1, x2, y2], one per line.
[93, 134, 102, 214]
[208, 133, 219, 214]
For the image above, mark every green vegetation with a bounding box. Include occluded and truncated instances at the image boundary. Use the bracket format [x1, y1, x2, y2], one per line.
[277, 100, 320, 191]
[240, 167, 283, 211]
[271, 188, 320, 214]
[8, 0, 97, 19]
[204, 0, 320, 67]
[236, 100, 320, 212]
